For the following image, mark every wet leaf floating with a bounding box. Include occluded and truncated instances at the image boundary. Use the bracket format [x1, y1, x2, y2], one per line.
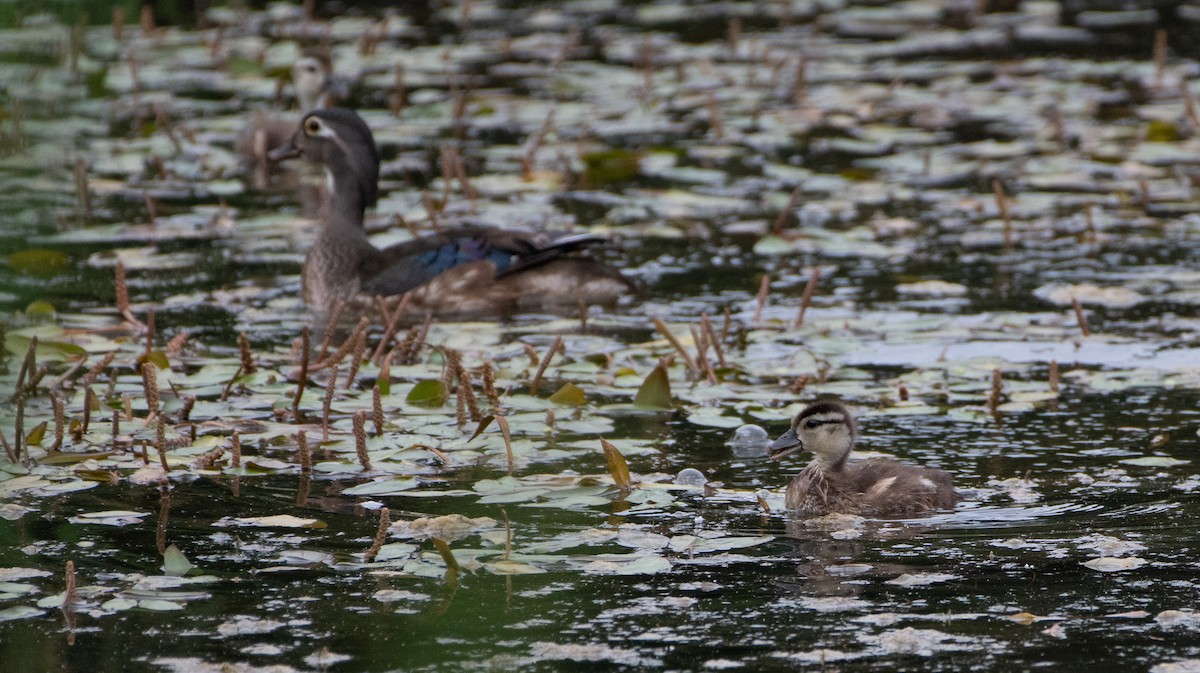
[1083, 557, 1148, 572]
[7, 249, 68, 276]
[470, 414, 515, 474]
[600, 439, 631, 491]
[633, 363, 672, 409]
[161, 544, 194, 577]
[219, 515, 325, 529]
[406, 380, 447, 407]
[547, 383, 586, 406]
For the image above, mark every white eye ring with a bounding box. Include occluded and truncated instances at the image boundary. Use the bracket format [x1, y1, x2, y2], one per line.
[303, 117, 337, 138]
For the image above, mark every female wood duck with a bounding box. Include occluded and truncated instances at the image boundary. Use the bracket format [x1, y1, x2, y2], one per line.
[267, 108, 633, 315]
[239, 51, 346, 171]
[769, 402, 960, 517]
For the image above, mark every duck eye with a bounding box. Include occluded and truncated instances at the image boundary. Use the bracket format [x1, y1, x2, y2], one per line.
[805, 419, 819, 429]
[304, 118, 321, 135]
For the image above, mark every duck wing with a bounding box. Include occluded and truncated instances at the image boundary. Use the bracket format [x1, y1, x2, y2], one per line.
[846, 459, 961, 515]
[360, 227, 603, 296]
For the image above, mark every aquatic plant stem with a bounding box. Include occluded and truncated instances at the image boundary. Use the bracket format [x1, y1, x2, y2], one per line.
[372, 385, 384, 437]
[322, 365, 338, 442]
[1072, 297, 1091, 337]
[652, 317, 697, 374]
[792, 267, 820, 329]
[701, 313, 726, 368]
[753, 274, 769, 326]
[993, 179, 1012, 253]
[296, 431, 311, 474]
[114, 262, 148, 331]
[230, 430, 241, 468]
[353, 410, 372, 471]
[293, 326, 310, 422]
[364, 507, 390, 563]
[529, 336, 563, 396]
[772, 185, 803, 235]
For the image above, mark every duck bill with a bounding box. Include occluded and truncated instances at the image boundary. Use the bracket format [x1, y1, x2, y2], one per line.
[767, 428, 803, 461]
[267, 142, 301, 162]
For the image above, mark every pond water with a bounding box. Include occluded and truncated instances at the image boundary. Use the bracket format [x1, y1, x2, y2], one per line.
[3, 1, 1200, 671]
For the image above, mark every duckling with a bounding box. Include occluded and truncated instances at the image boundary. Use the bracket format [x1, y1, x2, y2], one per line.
[267, 108, 633, 315]
[769, 402, 960, 517]
[238, 51, 346, 177]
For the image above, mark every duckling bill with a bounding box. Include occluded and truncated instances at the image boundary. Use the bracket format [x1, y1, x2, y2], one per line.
[769, 402, 960, 517]
[268, 108, 634, 316]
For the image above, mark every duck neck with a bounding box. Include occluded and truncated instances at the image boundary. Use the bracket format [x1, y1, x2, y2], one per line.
[810, 448, 850, 473]
[325, 166, 370, 236]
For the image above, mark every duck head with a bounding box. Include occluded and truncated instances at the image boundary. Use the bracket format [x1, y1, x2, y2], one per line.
[768, 401, 856, 469]
[269, 108, 380, 216]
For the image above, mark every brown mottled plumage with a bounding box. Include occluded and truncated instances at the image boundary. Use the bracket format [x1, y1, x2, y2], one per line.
[769, 402, 960, 517]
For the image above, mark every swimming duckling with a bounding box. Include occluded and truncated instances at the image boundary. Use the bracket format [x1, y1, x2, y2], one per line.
[238, 51, 346, 180]
[267, 108, 633, 315]
[769, 402, 960, 517]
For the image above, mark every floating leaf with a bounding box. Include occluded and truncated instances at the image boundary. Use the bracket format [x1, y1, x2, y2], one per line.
[886, 573, 960, 587]
[136, 350, 170, 371]
[470, 415, 515, 473]
[161, 545, 194, 577]
[407, 380, 447, 407]
[0, 606, 43, 622]
[341, 478, 420, 496]
[582, 148, 641, 187]
[1083, 557, 1147, 572]
[23, 301, 55, 319]
[633, 363, 672, 409]
[486, 560, 547, 575]
[24, 422, 47, 446]
[8, 249, 69, 275]
[582, 554, 671, 575]
[1119, 456, 1187, 467]
[600, 439, 631, 491]
[548, 383, 586, 406]
[222, 515, 325, 529]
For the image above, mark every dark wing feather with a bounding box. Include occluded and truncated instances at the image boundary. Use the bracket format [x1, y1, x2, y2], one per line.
[360, 226, 606, 296]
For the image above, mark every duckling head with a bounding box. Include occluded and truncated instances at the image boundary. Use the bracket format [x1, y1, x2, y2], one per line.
[292, 52, 347, 112]
[768, 401, 856, 469]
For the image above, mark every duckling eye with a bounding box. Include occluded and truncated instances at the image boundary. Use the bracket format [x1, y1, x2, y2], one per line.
[805, 418, 819, 429]
[304, 118, 322, 136]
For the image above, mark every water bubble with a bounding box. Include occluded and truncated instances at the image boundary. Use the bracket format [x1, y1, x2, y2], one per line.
[728, 424, 769, 448]
[675, 468, 708, 486]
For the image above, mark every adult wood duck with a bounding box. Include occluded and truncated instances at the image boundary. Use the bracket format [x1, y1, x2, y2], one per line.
[769, 402, 961, 517]
[267, 108, 633, 315]
[238, 51, 346, 172]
